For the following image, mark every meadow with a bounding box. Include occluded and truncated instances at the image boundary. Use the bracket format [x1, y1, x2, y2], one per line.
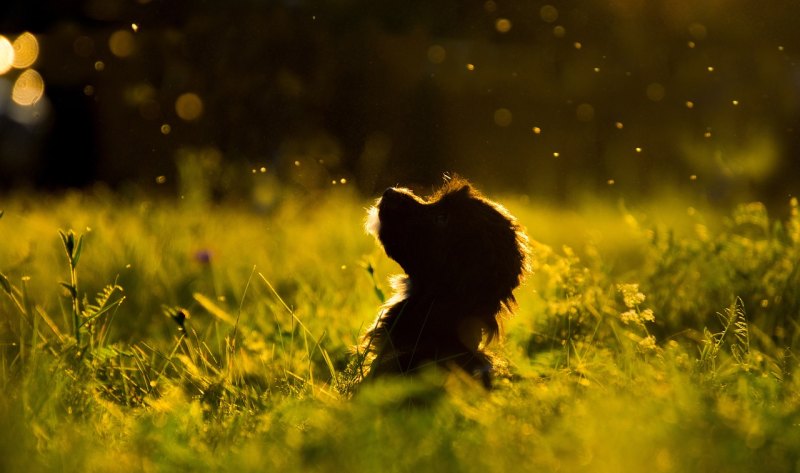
[1, 184, 799, 472]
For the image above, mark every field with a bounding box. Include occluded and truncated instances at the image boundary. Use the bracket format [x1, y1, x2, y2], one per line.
[2, 186, 800, 472]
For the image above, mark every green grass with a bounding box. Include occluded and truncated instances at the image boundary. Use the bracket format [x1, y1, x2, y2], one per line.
[2, 187, 800, 472]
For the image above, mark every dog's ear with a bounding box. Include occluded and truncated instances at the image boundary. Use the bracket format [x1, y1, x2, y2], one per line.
[438, 174, 473, 200]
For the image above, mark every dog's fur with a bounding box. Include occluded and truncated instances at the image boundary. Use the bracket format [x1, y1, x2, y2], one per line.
[363, 176, 528, 387]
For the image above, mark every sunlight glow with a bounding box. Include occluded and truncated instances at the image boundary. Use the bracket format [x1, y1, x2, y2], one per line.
[109, 30, 135, 58]
[175, 93, 203, 121]
[0, 36, 14, 74]
[495, 18, 512, 33]
[12, 32, 38, 69]
[12, 69, 44, 106]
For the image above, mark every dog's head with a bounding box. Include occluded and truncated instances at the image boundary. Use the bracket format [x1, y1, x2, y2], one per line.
[366, 177, 529, 333]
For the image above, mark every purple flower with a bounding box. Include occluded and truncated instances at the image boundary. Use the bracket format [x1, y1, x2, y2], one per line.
[194, 249, 213, 264]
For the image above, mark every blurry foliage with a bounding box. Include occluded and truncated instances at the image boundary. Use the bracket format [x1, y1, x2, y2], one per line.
[1, 0, 799, 203]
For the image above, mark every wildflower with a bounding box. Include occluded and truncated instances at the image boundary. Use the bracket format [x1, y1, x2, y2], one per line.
[620, 310, 638, 324]
[617, 283, 646, 308]
[638, 335, 657, 352]
[194, 249, 212, 264]
[640, 309, 655, 322]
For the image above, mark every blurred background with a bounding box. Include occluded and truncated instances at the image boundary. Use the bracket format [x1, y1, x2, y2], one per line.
[0, 0, 799, 206]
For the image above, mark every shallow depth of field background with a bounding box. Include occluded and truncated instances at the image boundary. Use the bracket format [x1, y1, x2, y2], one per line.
[2, 1, 800, 472]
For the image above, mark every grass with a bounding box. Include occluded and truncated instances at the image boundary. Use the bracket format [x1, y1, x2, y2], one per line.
[1, 185, 800, 472]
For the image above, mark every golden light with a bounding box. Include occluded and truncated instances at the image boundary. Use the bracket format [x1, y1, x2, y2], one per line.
[12, 32, 38, 69]
[495, 18, 512, 33]
[615, 121, 624, 129]
[160, 124, 171, 134]
[427, 45, 446, 64]
[532, 126, 541, 134]
[540, 5, 559, 23]
[12, 69, 45, 106]
[175, 92, 204, 121]
[109, 30, 135, 58]
[466, 63, 475, 71]
[553, 26, 566, 37]
[493, 108, 512, 127]
[686, 100, 694, 109]
[0, 36, 14, 75]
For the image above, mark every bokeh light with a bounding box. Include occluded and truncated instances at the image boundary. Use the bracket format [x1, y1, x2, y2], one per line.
[12, 69, 45, 106]
[540, 5, 559, 23]
[427, 45, 446, 64]
[12, 32, 38, 69]
[494, 108, 512, 127]
[0, 36, 14, 74]
[109, 30, 135, 58]
[175, 93, 204, 121]
[495, 18, 512, 33]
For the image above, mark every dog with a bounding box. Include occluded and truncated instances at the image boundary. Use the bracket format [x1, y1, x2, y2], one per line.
[362, 176, 528, 388]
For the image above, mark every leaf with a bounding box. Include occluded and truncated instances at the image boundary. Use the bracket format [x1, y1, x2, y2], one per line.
[79, 284, 124, 327]
[79, 296, 125, 328]
[60, 281, 77, 299]
[193, 293, 236, 325]
[59, 230, 74, 257]
[0, 272, 10, 295]
[72, 235, 84, 268]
